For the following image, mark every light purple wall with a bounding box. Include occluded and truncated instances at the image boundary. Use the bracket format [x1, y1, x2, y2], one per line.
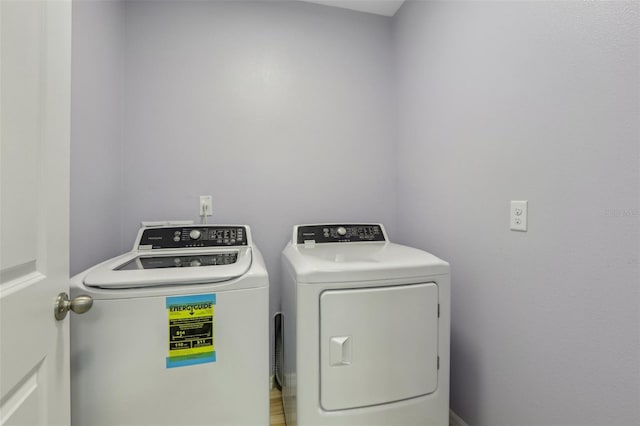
[393, 1, 639, 425]
[121, 0, 396, 360]
[71, 0, 125, 276]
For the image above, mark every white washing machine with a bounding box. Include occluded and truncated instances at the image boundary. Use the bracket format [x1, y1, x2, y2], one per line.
[281, 223, 450, 426]
[70, 224, 269, 426]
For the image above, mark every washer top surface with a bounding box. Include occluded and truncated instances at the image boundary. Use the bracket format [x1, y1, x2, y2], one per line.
[83, 224, 257, 289]
[283, 223, 449, 283]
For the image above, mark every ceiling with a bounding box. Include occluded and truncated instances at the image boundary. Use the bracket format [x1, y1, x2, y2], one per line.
[298, 0, 405, 17]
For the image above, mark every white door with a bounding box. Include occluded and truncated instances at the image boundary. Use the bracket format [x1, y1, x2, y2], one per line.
[1, 1, 72, 425]
[320, 283, 440, 411]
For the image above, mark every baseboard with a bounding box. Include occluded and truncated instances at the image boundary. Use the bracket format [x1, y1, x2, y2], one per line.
[270, 374, 275, 390]
[450, 409, 469, 426]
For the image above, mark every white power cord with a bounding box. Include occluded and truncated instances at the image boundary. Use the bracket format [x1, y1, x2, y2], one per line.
[201, 203, 209, 224]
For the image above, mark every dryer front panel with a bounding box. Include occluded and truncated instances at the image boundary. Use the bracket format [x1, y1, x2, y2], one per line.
[319, 282, 439, 411]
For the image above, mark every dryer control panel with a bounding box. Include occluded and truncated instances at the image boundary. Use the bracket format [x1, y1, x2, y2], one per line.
[138, 226, 248, 249]
[296, 224, 386, 244]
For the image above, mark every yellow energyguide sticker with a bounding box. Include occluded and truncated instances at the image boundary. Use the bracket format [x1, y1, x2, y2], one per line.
[166, 294, 216, 368]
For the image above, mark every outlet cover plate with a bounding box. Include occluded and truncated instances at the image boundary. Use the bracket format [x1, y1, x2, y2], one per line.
[200, 195, 212, 217]
[510, 200, 528, 231]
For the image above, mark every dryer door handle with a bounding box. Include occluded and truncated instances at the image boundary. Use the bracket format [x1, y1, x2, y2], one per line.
[330, 336, 351, 366]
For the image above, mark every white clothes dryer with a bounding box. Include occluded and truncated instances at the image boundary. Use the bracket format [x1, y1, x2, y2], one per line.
[71, 224, 269, 426]
[281, 224, 450, 426]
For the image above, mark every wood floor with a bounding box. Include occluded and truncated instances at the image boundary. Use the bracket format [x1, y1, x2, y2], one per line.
[270, 387, 286, 426]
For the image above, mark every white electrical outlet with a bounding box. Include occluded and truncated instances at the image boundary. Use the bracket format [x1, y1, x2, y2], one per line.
[510, 200, 528, 231]
[200, 195, 212, 217]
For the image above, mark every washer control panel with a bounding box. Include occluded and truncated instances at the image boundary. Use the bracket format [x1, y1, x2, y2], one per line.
[296, 224, 386, 244]
[139, 226, 248, 249]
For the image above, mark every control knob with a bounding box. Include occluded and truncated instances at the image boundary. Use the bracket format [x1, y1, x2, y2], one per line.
[189, 229, 201, 240]
[337, 227, 347, 236]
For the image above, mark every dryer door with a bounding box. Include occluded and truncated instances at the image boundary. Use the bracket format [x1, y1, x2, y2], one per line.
[320, 283, 439, 411]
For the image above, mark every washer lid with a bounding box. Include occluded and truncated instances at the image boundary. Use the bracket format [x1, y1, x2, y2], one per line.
[283, 242, 449, 283]
[83, 246, 252, 289]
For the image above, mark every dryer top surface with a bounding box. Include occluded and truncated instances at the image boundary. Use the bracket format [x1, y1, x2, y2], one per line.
[283, 241, 449, 284]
